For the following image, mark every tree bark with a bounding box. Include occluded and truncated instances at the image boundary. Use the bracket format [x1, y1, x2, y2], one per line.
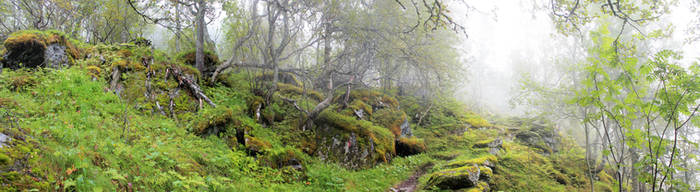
[195, 0, 206, 72]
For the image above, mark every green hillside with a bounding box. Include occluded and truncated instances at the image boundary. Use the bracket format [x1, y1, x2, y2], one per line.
[0, 31, 614, 191]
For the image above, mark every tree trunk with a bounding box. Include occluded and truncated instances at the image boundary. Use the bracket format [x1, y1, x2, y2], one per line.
[195, 0, 206, 73]
[175, 3, 181, 53]
[584, 120, 595, 192]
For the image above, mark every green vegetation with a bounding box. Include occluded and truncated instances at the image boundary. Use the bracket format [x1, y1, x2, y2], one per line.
[0, 30, 616, 191]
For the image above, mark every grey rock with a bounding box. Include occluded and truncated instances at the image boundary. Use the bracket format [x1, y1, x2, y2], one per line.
[0, 133, 9, 148]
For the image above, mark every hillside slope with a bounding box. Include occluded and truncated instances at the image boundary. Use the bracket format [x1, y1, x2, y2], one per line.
[0, 31, 614, 191]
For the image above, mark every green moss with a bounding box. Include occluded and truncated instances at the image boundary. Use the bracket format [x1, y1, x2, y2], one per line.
[396, 137, 426, 156]
[426, 165, 483, 190]
[276, 82, 324, 101]
[594, 181, 614, 192]
[371, 109, 407, 136]
[464, 115, 492, 128]
[348, 89, 399, 109]
[432, 165, 479, 178]
[348, 100, 372, 116]
[177, 62, 202, 79]
[447, 155, 497, 168]
[317, 108, 395, 156]
[177, 50, 219, 68]
[190, 106, 235, 135]
[0, 153, 11, 166]
[3, 30, 81, 63]
[0, 97, 17, 107]
[246, 136, 272, 153]
[86, 65, 102, 78]
[473, 138, 495, 147]
[9, 73, 37, 91]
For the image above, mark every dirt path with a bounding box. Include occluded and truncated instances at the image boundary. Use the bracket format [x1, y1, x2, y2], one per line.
[388, 162, 435, 192]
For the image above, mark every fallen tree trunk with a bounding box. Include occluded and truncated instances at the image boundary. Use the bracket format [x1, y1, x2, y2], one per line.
[169, 66, 216, 107]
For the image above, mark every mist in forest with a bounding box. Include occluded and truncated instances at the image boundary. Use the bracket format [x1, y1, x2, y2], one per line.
[0, 0, 698, 191]
[455, 0, 700, 117]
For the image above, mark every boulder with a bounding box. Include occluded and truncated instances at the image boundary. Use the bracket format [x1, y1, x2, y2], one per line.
[395, 137, 426, 157]
[1, 31, 78, 70]
[0, 133, 9, 148]
[426, 165, 481, 189]
[509, 118, 561, 154]
[314, 110, 395, 169]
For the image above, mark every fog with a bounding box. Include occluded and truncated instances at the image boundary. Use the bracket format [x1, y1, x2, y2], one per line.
[452, 0, 700, 116]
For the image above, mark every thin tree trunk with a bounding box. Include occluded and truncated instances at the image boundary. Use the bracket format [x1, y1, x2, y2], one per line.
[584, 115, 595, 192]
[175, 3, 181, 53]
[195, 0, 206, 72]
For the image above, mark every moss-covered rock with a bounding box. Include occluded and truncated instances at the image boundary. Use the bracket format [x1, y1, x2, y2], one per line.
[426, 165, 482, 190]
[348, 89, 399, 110]
[395, 137, 426, 157]
[245, 136, 271, 155]
[1, 30, 80, 69]
[372, 109, 407, 136]
[190, 106, 234, 136]
[447, 155, 497, 169]
[462, 181, 490, 192]
[314, 108, 395, 169]
[348, 100, 373, 118]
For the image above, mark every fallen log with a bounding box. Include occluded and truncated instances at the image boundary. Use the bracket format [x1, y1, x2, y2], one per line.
[169, 66, 216, 107]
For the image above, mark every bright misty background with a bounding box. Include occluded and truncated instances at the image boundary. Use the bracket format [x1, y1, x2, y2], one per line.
[453, 0, 700, 116]
[145, 0, 700, 117]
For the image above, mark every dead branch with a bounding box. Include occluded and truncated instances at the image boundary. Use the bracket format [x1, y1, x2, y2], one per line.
[169, 66, 216, 107]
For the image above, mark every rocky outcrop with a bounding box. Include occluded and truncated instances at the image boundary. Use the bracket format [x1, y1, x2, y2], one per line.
[314, 110, 395, 169]
[514, 122, 559, 154]
[1, 31, 78, 70]
[315, 131, 379, 169]
[473, 138, 503, 155]
[426, 155, 496, 191]
[426, 165, 489, 189]
[395, 137, 426, 157]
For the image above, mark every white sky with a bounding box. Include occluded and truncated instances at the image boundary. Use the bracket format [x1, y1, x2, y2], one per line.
[452, 0, 700, 115]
